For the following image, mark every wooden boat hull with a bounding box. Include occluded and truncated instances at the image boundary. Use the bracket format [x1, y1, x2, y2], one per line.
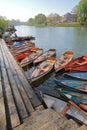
[58, 90, 87, 115]
[33, 49, 56, 64]
[20, 48, 43, 67]
[54, 51, 74, 73]
[11, 42, 35, 54]
[65, 54, 87, 71]
[64, 72, 87, 81]
[54, 72, 87, 93]
[15, 47, 37, 61]
[15, 50, 32, 61]
[68, 63, 87, 72]
[29, 57, 56, 82]
[54, 77, 87, 93]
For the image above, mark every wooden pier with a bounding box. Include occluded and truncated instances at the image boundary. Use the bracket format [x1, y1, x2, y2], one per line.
[0, 39, 43, 130]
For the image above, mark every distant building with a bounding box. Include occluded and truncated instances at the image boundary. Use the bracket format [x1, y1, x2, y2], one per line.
[60, 13, 77, 23]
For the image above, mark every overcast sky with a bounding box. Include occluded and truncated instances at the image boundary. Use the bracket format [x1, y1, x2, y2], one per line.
[0, 0, 80, 21]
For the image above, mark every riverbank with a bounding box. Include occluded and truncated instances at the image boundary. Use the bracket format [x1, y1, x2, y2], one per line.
[27, 22, 83, 27]
[54, 22, 81, 27]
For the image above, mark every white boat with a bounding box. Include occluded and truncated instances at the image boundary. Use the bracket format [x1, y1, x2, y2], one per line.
[29, 57, 56, 82]
[20, 48, 43, 67]
[33, 49, 56, 64]
[54, 51, 74, 72]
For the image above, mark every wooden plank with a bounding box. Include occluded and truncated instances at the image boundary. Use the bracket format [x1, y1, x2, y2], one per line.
[1, 44, 28, 119]
[1, 39, 41, 107]
[1, 40, 34, 114]
[13, 75, 34, 113]
[4, 43, 41, 107]
[7, 69, 28, 119]
[1, 69, 20, 129]
[0, 45, 10, 70]
[0, 45, 20, 128]
[4, 45, 34, 113]
[0, 98, 6, 130]
[0, 61, 6, 130]
[0, 77, 3, 99]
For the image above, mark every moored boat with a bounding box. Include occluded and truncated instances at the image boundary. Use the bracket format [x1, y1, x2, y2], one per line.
[33, 49, 56, 65]
[15, 47, 37, 61]
[20, 48, 43, 67]
[54, 74, 87, 93]
[29, 57, 56, 82]
[58, 90, 87, 115]
[64, 71, 87, 81]
[11, 35, 35, 42]
[15, 50, 32, 61]
[10, 42, 35, 53]
[66, 63, 87, 72]
[54, 51, 74, 72]
[65, 54, 87, 72]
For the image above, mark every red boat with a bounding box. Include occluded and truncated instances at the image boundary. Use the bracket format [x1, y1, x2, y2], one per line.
[15, 50, 32, 61]
[68, 63, 87, 72]
[15, 47, 37, 61]
[65, 54, 87, 71]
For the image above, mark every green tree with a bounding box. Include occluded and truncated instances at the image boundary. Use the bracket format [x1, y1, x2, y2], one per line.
[0, 16, 8, 35]
[34, 14, 47, 26]
[27, 18, 34, 25]
[76, 0, 87, 24]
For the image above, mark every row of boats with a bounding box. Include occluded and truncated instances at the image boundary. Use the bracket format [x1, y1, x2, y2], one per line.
[9, 38, 87, 116]
[54, 55, 87, 116]
[10, 41, 74, 82]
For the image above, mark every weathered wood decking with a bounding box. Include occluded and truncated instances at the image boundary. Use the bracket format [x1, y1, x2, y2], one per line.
[0, 39, 42, 130]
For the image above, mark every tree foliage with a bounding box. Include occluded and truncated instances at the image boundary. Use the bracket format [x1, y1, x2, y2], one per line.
[34, 13, 47, 26]
[76, 0, 87, 24]
[27, 12, 77, 26]
[47, 13, 60, 25]
[0, 16, 8, 35]
[26, 18, 34, 25]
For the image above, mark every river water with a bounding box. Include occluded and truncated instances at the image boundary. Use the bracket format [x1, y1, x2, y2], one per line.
[15, 25, 87, 58]
[15, 25, 87, 94]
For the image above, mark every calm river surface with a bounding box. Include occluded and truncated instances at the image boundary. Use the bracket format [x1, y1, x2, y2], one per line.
[16, 25, 87, 58]
[15, 25, 87, 90]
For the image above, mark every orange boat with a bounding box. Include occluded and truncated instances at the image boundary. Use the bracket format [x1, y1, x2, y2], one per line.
[65, 54, 87, 72]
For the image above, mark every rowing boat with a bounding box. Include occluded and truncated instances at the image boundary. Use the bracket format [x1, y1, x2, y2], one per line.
[54, 51, 74, 72]
[58, 90, 87, 116]
[64, 72, 87, 81]
[29, 57, 56, 82]
[66, 63, 87, 72]
[20, 48, 43, 67]
[54, 74, 87, 93]
[65, 54, 87, 71]
[11, 42, 35, 54]
[15, 47, 37, 61]
[33, 49, 56, 64]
